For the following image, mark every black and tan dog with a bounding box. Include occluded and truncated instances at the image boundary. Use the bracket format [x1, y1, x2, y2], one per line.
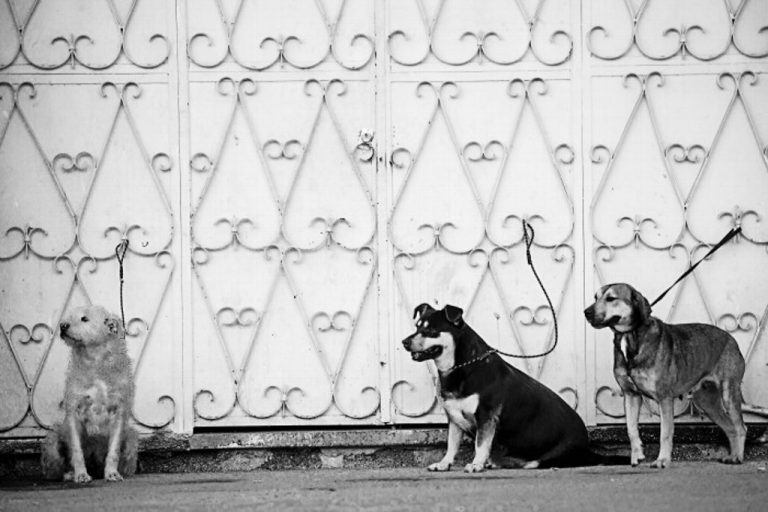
[402, 303, 623, 472]
[585, 283, 746, 468]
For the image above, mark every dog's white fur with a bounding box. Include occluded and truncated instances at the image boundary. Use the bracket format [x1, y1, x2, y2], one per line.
[41, 305, 137, 482]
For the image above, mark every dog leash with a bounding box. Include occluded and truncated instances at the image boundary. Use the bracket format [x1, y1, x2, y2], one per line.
[449, 220, 559, 374]
[444, 221, 559, 374]
[115, 240, 129, 331]
[649, 226, 741, 308]
[492, 219, 559, 359]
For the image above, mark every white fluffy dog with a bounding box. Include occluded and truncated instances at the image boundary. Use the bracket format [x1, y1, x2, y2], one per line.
[41, 305, 138, 482]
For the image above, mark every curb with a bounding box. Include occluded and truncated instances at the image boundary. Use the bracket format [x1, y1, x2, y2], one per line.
[3, 425, 768, 479]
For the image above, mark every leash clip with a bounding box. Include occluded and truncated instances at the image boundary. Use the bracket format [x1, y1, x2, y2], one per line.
[115, 239, 129, 268]
[522, 220, 533, 265]
[115, 239, 130, 331]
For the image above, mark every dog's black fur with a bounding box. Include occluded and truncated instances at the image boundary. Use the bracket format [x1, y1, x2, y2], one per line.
[403, 303, 626, 470]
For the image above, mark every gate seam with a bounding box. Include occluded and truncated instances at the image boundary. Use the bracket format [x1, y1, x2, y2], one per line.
[578, 0, 592, 427]
[374, 0, 394, 424]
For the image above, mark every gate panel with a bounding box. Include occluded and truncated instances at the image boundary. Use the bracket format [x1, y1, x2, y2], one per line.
[385, 0, 584, 422]
[0, 0, 182, 436]
[185, 0, 381, 426]
[585, 0, 768, 423]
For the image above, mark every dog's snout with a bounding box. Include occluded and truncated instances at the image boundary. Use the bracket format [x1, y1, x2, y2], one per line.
[402, 337, 412, 350]
[584, 305, 594, 321]
[60, 322, 70, 333]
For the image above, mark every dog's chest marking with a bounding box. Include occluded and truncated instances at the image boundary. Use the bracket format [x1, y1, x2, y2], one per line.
[620, 335, 629, 361]
[442, 394, 479, 432]
[617, 335, 659, 397]
[76, 379, 114, 434]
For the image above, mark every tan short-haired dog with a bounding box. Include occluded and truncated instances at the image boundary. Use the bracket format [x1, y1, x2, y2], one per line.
[585, 283, 746, 468]
[41, 305, 138, 482]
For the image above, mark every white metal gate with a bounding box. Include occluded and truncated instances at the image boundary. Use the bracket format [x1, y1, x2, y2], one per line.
[0, 0, 766, 436]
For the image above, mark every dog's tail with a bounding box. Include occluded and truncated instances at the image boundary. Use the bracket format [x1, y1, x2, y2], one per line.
[538, 449, 629, 469]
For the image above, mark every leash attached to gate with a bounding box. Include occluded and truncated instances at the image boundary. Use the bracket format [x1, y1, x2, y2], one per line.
[115, 239, 129, 331]
[428, 220, 562, 374]
[650, 226, 741, 308]
[493, 219, 559, 360]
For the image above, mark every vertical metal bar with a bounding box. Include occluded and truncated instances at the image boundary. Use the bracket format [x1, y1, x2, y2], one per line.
[174, 0, 195, 434]
[374, 0, 393, 424]
[580, 0, 597, 426]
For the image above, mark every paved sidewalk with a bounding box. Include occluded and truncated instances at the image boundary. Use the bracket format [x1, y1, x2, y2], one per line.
[2, 462, 767, 511]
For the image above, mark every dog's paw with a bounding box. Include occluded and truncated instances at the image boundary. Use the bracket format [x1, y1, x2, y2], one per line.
[464, 462, 485, 473]
[73, 471, 92, 483]
[719, 455, 743, 465]
[105, 469, 124, 482]
[427, 461, 452, 472]
[630, 454, 646, 467]
[522, 460, 540, 470]
[650, 458, 670, 469]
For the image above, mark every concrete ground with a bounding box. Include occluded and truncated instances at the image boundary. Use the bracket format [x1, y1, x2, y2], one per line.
[2, 462, 768, 512]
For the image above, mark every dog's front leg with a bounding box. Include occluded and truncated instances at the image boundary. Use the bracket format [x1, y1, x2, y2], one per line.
[624, 392, 645, 466]
[428, 420, 462, 471]
[67, 415, 91, 483]
[465, 408, 499, 473]
[104, 409, 125, 481]
[651, 398, 674, 468]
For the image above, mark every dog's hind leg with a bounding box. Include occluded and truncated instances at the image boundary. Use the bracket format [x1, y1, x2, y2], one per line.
[523, 444, 571, 469]
[650, 398, 674, 468]
[40, 426, 67, 480]
[692, 381, 744, 464]
[720, 379, 746, 464]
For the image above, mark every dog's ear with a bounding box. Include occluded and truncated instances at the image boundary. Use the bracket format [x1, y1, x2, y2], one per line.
[631, 287, 652, 324]
[104, 316, 121, 336]
[413, 303, 434, 321]
[443, 305, 464, 327]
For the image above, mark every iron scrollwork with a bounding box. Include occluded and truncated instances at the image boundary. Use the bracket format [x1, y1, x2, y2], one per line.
[187, 0, 373, 71]
[191, 77, 380, 423]
[0, 0, 170, 70]
[0, 80, 177, 431]
[388, 0, 573, 67]
[388, 79, 576, 417]
[588, 0, 768, 61]
[591, 72, 768, 419]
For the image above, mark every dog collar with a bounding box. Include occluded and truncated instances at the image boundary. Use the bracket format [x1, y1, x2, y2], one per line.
[442, 349, 496, 374]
